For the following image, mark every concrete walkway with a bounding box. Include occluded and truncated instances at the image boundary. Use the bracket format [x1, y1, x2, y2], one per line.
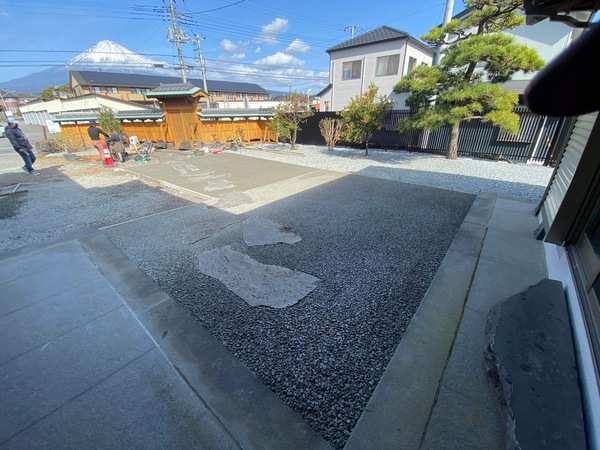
[0, 155, 548, 449]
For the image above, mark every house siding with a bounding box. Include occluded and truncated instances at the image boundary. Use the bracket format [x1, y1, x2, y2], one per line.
[328, 39, 433, 111]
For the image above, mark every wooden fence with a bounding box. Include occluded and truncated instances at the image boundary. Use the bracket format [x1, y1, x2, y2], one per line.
[58, 117, 275, 148]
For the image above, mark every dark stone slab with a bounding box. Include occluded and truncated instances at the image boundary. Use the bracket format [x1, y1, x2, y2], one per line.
[485, 279, 587, 450]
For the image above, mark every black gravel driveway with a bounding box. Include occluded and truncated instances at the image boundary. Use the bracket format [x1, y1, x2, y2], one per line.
[106, 166, 474, 449]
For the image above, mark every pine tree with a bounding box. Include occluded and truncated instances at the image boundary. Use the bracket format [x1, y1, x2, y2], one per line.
[393, 0, 544, 159]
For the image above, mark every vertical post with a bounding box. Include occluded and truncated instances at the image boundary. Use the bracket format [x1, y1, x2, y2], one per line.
[433, 0, 455, 65]
[169, 0, 187, 83]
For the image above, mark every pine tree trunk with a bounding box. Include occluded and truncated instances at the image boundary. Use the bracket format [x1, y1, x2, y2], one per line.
[446, 123, 460, 160]
[365, 133, 369, 157]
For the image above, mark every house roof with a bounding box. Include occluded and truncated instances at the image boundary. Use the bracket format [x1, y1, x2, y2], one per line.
[198, 108, 276, 118]
[315, 84, 332, 97]
[51, 108, 163, 122]
[70, 71, 270, 94]
[325, 25, 434, 55]
[145, 83, 204, 98]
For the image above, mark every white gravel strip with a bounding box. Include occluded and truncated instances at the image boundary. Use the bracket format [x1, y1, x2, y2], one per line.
[237, 144, 553, 202]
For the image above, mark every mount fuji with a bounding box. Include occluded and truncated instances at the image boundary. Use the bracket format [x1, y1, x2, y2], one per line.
[1, 40, 181, 94]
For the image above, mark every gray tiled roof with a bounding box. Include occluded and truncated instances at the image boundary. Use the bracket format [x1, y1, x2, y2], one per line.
[71, 71, 270, 94]
[326, 25, 434, 55]
[326, 26, 409, 52]
[151, 83, 198, 93]
[115, 109, 164, 118]
[198, 108, 276, 118]
[51, 108, 163, 122]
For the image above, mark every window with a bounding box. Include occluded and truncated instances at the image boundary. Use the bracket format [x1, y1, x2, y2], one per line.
[131, 88, 142, 94]
[211, 91, 220, 96]
[106, 87, 118, 93]
[253, 93, 258, 99]
[342, 60, 362, 80]
[376, 54, 400, 76]
[90, 86, 101, 93]
[236, 92, 243, 97]
[263, 94, 269, 100]
[407, 57, 418, 73]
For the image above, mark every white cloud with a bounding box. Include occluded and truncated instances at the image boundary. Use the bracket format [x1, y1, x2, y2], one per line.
[220, 39, 238, 52]
[256, 18, 289, 45]
[230, 53, 246, 61]
[255, 52, 304, 67]
[255, 47, 262, 53]
[285, 39, 310, 53]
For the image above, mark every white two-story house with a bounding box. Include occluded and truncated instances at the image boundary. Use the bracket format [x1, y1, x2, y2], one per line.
[318, 16, 578, 113]
[318, 26, 435, 112]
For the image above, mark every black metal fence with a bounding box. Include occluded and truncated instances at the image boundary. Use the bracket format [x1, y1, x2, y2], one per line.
[296, 107, 566, 166]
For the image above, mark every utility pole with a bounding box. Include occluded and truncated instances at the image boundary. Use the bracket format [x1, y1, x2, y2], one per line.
[433, 0, 454, 65]
[192, 35, 208, 94]
[193, 35, 210, 107]
[167, 0, 190, 83]
[344, 25, 361, 39]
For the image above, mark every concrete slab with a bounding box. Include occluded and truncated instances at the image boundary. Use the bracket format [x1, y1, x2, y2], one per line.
[0, 247, 102, 316]
[0, 277, 122, 365]
[494, 196, 537, 215]
[420, 387, 503, 450]
[466, 258, 547, 314]
[488, 205, 539, 235]
[0, 240, 83, 285]
[3, 349, 240, 450]
[480, 227, 547, 273]
[0, 307, 154, 443]
[124, 153, 318, 196]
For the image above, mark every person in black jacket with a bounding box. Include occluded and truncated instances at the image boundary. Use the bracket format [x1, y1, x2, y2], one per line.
[4, 118, 40, 176]
[87, 121, 110, 161]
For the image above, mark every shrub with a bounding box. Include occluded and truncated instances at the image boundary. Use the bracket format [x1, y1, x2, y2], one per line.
[319, 117, 345, 151]
[36, 133, 87, 153]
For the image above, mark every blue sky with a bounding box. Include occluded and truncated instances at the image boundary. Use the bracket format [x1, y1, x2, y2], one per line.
[0, 0, 464, 91]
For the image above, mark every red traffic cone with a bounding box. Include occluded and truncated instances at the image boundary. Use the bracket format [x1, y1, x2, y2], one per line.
[102, 144, 114, 166]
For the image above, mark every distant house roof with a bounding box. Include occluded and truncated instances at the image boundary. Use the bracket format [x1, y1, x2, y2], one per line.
[145, 83, 204, 98]
[326, 25, 434, 55]
[198, 108, 276, 118]
[51, 108, 163, 122]
[70, 70, 270, 94]
[315, 84, 332, 97]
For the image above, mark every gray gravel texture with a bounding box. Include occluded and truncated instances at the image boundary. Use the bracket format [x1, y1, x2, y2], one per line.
[104, 175, 474, 449]
[238, 143, 553, 202]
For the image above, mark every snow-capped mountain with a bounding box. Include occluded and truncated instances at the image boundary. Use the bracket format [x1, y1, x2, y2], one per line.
[0, 40, 177, 95]
[67, 40, 162, 69]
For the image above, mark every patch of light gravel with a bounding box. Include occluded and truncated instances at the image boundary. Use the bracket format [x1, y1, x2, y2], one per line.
[238, 144, 553, 202]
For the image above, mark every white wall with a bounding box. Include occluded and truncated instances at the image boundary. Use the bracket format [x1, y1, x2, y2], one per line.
[328, 40, 434, 111]
[19, 96, 152, 125]
[544, 240, 600, 450]
[505, 18, 573, 81]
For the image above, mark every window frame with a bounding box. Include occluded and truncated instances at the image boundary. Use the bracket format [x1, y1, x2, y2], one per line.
[407, 57, 418, 73]
[106, 87, 118, 93]
[375, 54, 400, 77]
[342, 60, 362, 80]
